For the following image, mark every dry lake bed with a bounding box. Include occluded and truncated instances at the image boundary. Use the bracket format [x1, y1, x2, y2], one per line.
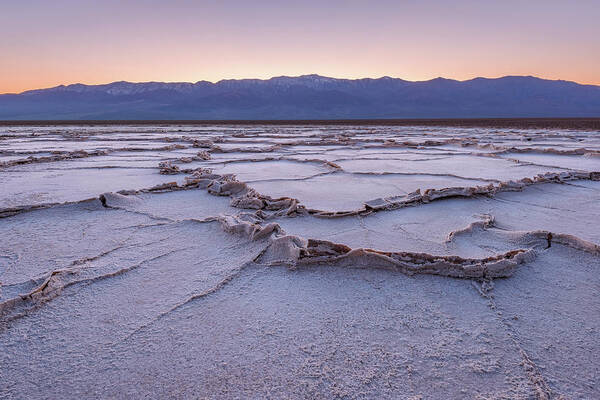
[1, 123, 599, 399]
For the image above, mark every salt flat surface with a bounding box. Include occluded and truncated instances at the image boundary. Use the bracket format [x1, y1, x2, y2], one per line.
[0, 163, 184, 208]
[249, 172, 491, 211]
[1, 124, 599, 399]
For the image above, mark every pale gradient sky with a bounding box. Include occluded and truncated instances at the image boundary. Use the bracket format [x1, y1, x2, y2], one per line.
[1, 0, 599, 94]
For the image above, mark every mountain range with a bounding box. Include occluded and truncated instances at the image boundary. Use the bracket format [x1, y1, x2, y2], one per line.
[1, 75, 599, 120]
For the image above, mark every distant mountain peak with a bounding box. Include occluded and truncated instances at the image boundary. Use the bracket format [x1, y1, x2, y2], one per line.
[2, 75, 599, 120]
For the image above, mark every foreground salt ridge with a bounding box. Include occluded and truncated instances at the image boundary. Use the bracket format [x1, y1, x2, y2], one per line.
[2, 127, 599, 291]
[2, 157, 599, 321]
[1, 125, 600, 399]
[1, 154, 597, 218]
[4, 183, 598, 306]
[2, 124, 599, 213]
[2, 125, 600, 314]
[1, 194, 597, 325]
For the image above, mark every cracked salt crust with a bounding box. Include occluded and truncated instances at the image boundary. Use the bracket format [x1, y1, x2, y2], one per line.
[1, 124, 599, 399]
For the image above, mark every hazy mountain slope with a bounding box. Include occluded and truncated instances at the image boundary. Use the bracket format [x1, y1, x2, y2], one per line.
[1, 75, 599, 119]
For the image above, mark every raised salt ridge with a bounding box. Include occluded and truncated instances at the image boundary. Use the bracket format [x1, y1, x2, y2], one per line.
[1, 124, 599, 399]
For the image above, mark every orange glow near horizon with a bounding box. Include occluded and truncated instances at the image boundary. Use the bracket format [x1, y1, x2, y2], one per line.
[1, 1, 599, 94]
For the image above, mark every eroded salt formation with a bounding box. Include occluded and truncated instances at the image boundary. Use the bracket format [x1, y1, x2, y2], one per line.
[1, 124, 599, 399]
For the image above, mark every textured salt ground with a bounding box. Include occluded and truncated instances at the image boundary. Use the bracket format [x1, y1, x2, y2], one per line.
[335, 155, 565, 181]
[491, 246, 600, 399]
[0, 153, 53, 163]
[249, 172, 491, 212]
[273, 181, 600, 256]
[1, 124, 600, 399]
[0, 214, 269, 326]
[101, 189, 238, 221]
[0, 163, 185, 208]
[0, 193, 238, 288]
[0, 201, 143, 285]
[34, 154, 171, 169]
[501, 152, 600, 172]
[208, 159, 332, 182]
[0, 264, 533, 399]
[0, 139, 183, 153]
[205, 151, 291, 163]
[2, 246, 596, 399]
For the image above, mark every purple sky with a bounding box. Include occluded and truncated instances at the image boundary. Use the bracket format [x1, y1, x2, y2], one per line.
[2, 0, 599, 93]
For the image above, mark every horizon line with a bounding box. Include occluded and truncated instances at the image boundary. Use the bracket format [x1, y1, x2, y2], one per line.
[2, 117, 600, 126]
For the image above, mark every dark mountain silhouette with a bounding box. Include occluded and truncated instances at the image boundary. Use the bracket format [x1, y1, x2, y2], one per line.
[1, 75, 599, 120]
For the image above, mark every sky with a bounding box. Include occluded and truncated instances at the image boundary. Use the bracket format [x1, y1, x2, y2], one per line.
[1, 0, 599, 94]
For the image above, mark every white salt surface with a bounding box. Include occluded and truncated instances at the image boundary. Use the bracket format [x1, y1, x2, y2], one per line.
[1, 124, 599, 399]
